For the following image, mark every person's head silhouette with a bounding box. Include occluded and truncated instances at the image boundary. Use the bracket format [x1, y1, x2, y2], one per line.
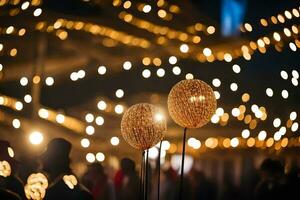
[120, 158, 135, 175]
[40, 138, 72, 179]
[260, 158, 284, 180]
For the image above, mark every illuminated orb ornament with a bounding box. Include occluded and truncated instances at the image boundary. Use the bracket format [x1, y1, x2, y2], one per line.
[121, 103, 167, 150]
[0, 160, 11, 177]
[24, 173, 48, 200]
[168, 79, 217, 128]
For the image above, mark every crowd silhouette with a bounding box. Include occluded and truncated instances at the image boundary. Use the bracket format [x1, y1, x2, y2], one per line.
[0, 138, 299, 200]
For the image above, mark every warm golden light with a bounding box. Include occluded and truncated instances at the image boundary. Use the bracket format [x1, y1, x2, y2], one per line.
[24, 173, 48, 200]
[242, 93, 250, 102]
[63, 175, 77, 189]
[86, 153, 95, 163]
[247, 137, 255, 147]
[0, 161, 11, 177]
[121, 103, 166, 150]
[81, 138, 90, 148]
[180, 44, 189, 53]
[110, 136, 120, 146]
[29, 131, 44, 145]
[273, 32, 281, 41]
[168, 79, 217, 128]
[207, 26, 215, 34]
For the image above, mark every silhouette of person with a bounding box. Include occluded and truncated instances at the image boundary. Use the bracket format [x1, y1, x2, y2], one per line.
[150, 167, 177, 200]
[115, 158, 139, 200]
[40, 138, 92, 200]
[0, 140, 25, 200]
[255, 158, 287, 200]
[285, 161, 300, 200]
[82, 163, 116, 200]
[189, 169, 217, 200]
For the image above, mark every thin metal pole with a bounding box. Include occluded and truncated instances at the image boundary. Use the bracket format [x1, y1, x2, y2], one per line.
[157, 140, 162, 200]
[179, 128, 187, 200]
[139, 151, 145, 200]
[145, 149, 149, 200]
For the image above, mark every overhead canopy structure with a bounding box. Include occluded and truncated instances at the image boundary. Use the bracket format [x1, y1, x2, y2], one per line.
[0, 0, 299, 162]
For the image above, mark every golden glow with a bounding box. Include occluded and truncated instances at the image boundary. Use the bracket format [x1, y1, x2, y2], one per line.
[63, 175, 77, 189]
[281, 138, 288, 148]
[250, 41, 257, 50]
[188, 137, 201, 149]
[192, 36, 201, 43]
[241, 129, 250, 139]
[292, 9, 300, 17]
[97, 100, 107, 110]
[223, 138, 231, 148]
[33, 8, 42, 17]
[123, 1, 131, 9]
[180, 44, 189, 53]
[110, 136, 120, 146]
[156, 68, 165, 77]
[273, 32, 281, 41]
[81, 138, 90, 148]
[142, 5, 151, 13]
[158, 9, 167, 18]
[249, 119, 257, 129]
[242, 93, 250, 102]
[260, 18, 268, 26]
[29, 131, 44, 145]
[266, 138, 274, 147]
[96, 152, 105, 162]
[205, 137, 218, 149]
[115, 104, 124, 114]
[86, 125, 95, 135]
[38, 108, 49, 119]
[15, 101, 23, 111]
[203, 48, 212, 57]
[12, 119, 21, 129]
[230, 137, 239, 148]
[185, 73, 194, 80]
[0, 161, 11, 177]
[32, 75, 41, 84]
[207, 26, 215, 34]
[9, 48, 17, 57]
[142, 57, 151, 66]
[277, 14, 285, 23]
[7, 147, 14, 158]
[289, 42, 297, 51]
[224, 53, 232, 62]
[291, 25, 298, 34]
[258, 130, 267, 141]
[271, 16, 278, 24]
[86, 153, 95, 163]
[24, 173, 48, 200]
[142, 69, 151, 78]
[244, 23, 252, 32]
[284, 10, 292, 19]
[98, 65, 107, 74]
[56, 114, 65, 124]
[45, 18, 151, 48]
[115, 89, 124, 98]
[153, 57, 162, 66]
[247, 137, 255, 147]
[57, 30, 68, 40]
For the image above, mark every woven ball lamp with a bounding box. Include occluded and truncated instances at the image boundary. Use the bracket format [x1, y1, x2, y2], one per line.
[167, 79, 217, 200]
[168, 79, 217, 129]
[120, 103, 167, 151]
